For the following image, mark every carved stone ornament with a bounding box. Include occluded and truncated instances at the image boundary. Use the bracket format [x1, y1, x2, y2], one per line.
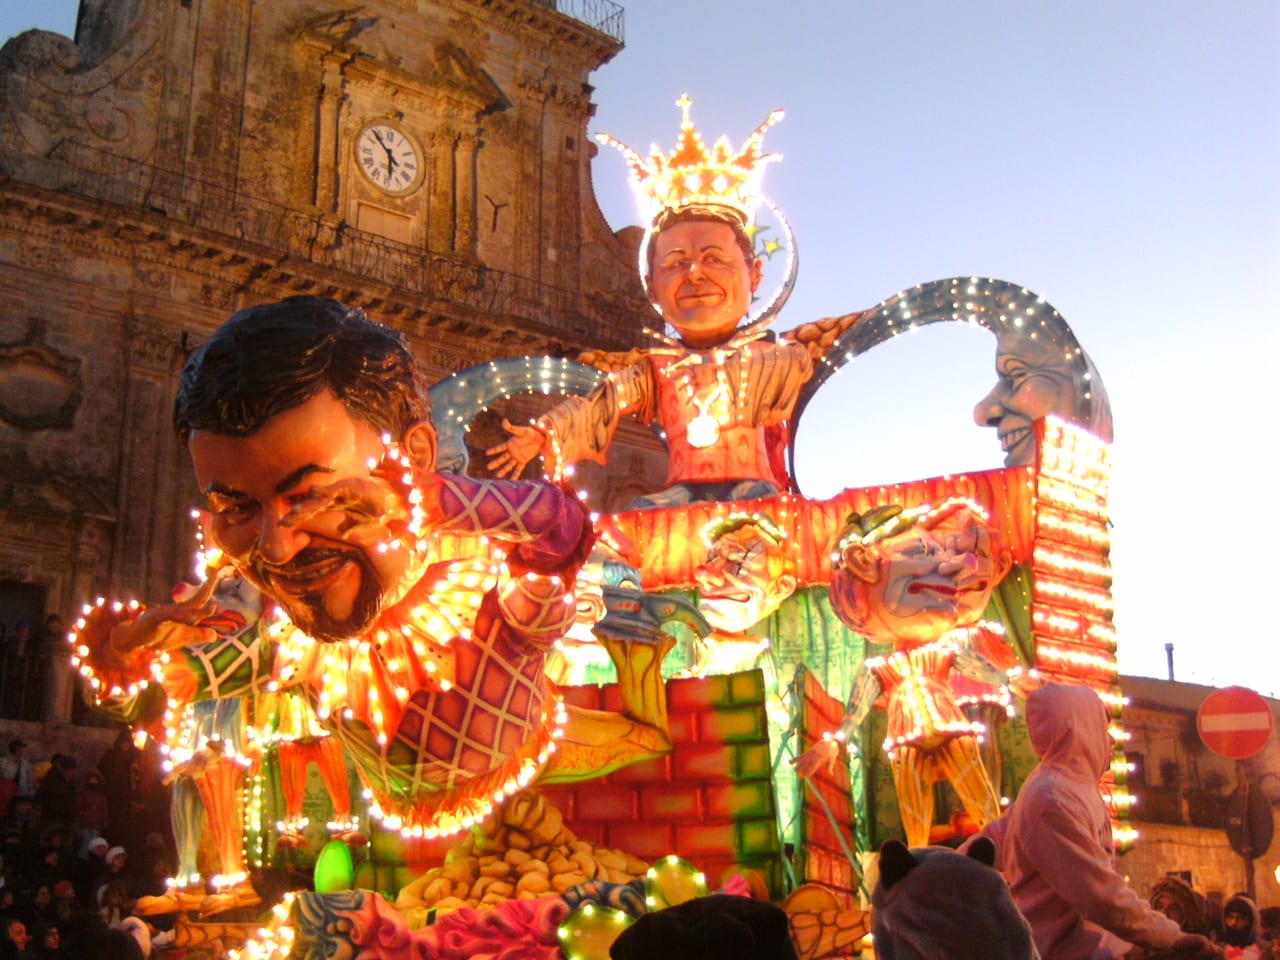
[0, 320, 83, 430]
[0, 10, 166, 161]
[0, 452, 115, 522]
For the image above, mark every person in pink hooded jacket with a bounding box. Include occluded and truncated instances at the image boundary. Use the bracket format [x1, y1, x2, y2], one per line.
[983, 683, 1220, 960]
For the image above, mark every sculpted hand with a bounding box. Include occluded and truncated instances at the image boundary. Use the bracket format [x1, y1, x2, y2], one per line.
[486, 420, 546, 479]
[1007, 668, 1045, 699]
[98, 575, 221, 663]
[792, 739, 841, 779]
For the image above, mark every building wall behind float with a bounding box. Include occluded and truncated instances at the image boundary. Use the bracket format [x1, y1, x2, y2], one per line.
[1119, 679, 1280, 907]
[0, 0, 655, 724]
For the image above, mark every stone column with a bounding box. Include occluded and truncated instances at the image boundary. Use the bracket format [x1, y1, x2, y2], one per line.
[455, 130, 478, 256]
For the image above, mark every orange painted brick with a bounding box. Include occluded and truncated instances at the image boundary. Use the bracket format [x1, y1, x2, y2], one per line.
[607, 754, 672, 783]
[561, 684, 605, 710]
[803, 805, 844, 850]
[673, 821, 737, 858]
[698, 857, 741, 891]
[668, 674, 731, 711]
[401, 834, 456, 864]
[537, 785, 576, 820]
[601, 683, 625, 714]
[667, 709, 697, 745]
[608, 821, 675, 861]
[671, 742, 735, 781]
[699, 704, 767, 743]
[570, 823, 607, 847]
[575, 783, 639, 821]
[639, 783, 703, 821]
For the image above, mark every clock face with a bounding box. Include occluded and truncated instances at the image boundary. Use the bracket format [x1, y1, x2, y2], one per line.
[355, 123, 423, 195]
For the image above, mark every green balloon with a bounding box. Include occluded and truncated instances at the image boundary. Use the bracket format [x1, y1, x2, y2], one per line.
[314, 839, 356, 893]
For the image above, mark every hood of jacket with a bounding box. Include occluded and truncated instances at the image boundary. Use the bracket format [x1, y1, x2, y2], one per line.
[1223, 895, 1261, 947]
[1026, 682, 1112, 782]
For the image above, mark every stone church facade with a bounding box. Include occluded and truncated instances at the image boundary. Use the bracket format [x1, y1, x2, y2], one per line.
[0, 0, 667, 722]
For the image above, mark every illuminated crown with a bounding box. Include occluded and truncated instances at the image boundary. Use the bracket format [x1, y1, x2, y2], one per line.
[597, 94, 784, 226]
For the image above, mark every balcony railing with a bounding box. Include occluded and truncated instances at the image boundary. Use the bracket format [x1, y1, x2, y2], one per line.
[554, 0, 625, 42]
[1, 142, 639, 345]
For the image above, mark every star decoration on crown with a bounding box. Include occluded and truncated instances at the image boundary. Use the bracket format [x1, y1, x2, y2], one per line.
[596, 93, 784, 226]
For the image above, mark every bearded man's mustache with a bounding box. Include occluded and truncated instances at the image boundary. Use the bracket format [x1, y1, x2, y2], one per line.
[252, 546, 357, 580]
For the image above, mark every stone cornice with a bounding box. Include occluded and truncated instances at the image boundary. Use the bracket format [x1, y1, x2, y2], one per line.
[439, 0, 622, 72]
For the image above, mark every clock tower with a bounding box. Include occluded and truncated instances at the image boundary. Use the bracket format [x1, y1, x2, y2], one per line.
[0, 0, 658, 720]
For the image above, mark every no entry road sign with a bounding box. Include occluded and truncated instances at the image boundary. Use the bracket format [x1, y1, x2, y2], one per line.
[1197, 686, 1275, 760]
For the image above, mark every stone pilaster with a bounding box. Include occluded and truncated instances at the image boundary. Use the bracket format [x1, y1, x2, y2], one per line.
[315, 56, 347, 213]
[430, 126, 460, 253]
[455, 130, 478, 255]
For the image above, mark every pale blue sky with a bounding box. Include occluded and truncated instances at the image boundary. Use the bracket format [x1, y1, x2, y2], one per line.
[4, 2, 1278, 690]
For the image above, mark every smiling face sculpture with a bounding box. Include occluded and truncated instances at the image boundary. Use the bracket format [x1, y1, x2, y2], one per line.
[972, 315, 1113, 467]
[190, 390, 428, 643]
[646, 216, 763, 349]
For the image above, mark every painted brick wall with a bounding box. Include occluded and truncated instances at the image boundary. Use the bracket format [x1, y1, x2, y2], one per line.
[542, 669, 785, 894]
[794, 669, 860, 904]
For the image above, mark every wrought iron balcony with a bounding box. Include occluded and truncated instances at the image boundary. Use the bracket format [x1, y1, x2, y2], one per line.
[553, 0, 625, 42]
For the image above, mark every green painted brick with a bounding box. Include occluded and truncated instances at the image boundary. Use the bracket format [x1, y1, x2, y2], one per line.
[736, 817, 782, 857]
[729, 669, 765, 704]
[705, 781, 775, 819]
[735, 855, 786, 900]
[732, 741, 774, 780]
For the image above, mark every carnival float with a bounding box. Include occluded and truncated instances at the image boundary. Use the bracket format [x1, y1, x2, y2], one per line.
[67, 96, 1121, 959]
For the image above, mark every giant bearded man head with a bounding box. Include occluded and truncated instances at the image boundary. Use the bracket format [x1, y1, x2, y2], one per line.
[175, 296, 437, 642]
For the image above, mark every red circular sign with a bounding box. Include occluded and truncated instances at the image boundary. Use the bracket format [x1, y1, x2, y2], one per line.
[1197, 686, 1275, 760]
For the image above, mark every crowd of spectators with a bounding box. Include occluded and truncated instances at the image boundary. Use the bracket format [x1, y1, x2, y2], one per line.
[0, 732, 177, 959]
[1151, 876, 1280, 960]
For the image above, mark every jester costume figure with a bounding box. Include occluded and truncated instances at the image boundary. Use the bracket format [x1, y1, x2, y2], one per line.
[487, 97, 863, 509]
[796, 500, 1020, 847]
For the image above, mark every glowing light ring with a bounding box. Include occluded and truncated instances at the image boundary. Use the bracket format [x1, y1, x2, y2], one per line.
[787, 278, 1112, 481]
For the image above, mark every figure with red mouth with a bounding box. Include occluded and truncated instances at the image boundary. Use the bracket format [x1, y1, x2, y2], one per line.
[794, 499, 1022, 848]
[689, 512, 798, 674]
[74, 296, 683, 848]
